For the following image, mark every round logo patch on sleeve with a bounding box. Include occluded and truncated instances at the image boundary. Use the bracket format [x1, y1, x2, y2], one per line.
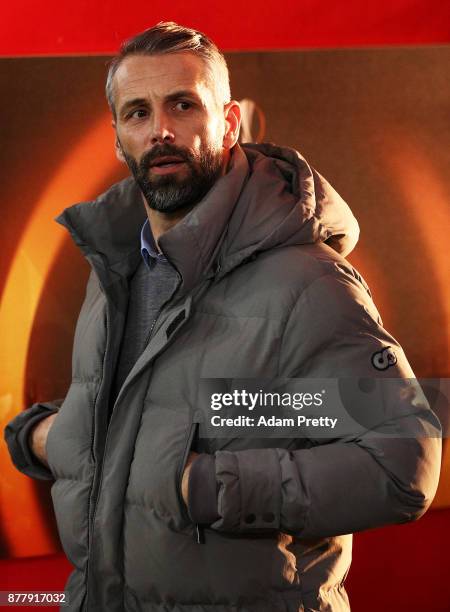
[371, 346, 398, 370]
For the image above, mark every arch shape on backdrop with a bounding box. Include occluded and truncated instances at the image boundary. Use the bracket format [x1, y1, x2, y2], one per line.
[0, 114, 119, 557]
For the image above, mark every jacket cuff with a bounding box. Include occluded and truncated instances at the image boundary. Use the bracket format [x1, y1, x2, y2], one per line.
[4, 406, 59, 480]
[187, 454, 220, 524]
[211, 449, 281, 533]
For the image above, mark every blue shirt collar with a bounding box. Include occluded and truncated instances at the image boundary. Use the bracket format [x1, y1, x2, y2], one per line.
[140, 218, 167, 266]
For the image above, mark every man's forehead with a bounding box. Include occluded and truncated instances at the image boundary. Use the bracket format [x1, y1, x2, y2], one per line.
[113, 52, 212, 101]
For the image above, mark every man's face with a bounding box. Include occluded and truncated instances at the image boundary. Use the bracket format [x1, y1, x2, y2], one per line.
[112, 52, 230, 213]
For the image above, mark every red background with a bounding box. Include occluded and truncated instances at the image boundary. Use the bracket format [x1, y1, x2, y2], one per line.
[1, 0, 449, 55]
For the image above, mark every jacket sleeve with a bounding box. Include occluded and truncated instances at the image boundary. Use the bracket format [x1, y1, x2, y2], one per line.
[4, 399, 63, 480]
[188, 267, 442, 537]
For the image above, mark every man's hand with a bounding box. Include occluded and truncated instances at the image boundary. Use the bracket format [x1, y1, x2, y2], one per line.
[181, 451, 199, 504]
[28, 413, 58, 467]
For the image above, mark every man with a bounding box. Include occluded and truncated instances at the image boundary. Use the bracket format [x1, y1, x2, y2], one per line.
[5, 22, 442, 612]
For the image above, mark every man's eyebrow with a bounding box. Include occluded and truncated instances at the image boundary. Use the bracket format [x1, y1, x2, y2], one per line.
[119, 98, 148, 115]
[164, 89, 203, 104]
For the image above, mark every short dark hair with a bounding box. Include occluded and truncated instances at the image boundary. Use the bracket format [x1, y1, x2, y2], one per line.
[106, 21, 231, 117]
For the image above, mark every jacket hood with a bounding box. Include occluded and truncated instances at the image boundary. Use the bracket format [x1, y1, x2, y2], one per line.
[55, 142, 359, 296]
[216, 142, 359, 277]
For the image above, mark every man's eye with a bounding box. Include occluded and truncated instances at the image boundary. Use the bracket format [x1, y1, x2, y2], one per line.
[129, 109, 148, 119]
[174, 101, 192, 111]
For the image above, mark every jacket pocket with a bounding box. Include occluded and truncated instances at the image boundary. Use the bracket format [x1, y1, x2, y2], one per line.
[175, 410, 203, 524]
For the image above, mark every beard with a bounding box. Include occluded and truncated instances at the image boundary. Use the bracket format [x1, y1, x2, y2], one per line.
[122, 141, 224, 213]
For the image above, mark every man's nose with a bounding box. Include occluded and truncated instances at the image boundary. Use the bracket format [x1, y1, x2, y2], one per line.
[150, 109, 175, 144]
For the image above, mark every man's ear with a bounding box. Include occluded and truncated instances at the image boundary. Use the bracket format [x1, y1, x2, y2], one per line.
[113, 123, 127, 163]
[223, 100, 241, 150]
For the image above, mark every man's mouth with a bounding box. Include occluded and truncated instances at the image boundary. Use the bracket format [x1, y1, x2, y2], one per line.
[150, 155, 186, 174]
[149, 156, 186, 170]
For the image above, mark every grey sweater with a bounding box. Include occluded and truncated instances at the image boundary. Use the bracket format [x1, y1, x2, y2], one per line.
[109, 255, 179, 412]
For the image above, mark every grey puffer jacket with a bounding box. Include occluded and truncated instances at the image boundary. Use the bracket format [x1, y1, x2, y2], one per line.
[5, 143, 441, 612]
